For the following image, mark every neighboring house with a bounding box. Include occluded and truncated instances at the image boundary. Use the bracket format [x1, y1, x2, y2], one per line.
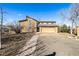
[77, 26, 79, 36]
[19, 16, 58, 33]
[8, 27, 16, 34]
[0, 25, 9, 34]
[0, 25, 16, 34]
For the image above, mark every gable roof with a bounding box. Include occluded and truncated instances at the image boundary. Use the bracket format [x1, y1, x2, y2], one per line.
[26, 16, 38, 22]
[19, 16, 38, 22]
[19, 19, 28, 22]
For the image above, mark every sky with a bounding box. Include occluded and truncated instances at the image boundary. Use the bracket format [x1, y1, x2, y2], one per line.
[0, 3, 73, 26]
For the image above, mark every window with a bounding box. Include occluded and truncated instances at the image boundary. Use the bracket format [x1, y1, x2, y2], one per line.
[48, 23, 52, 24]
[43, 23, 47, 24]
[40, 23, 42, 24]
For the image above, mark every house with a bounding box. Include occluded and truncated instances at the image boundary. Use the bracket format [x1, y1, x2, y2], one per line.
[0, 25, 9, 34]
[77, 26, 79, 36]
[19, 16, 58, 33]
[8, 27, 16, 34]
[0, 25, 16, 34]
[19, 16, 38, 33]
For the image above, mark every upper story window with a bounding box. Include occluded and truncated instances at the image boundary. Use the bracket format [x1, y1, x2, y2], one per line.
[40, 22, 56, 24]
[43, 23, 47, 24]
[48, 23, 52, 24]
[40, 23, 42, 24]
[40, 23, 47, 24]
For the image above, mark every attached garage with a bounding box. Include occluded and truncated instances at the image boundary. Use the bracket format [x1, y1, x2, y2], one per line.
[39, 27, 58, 33]
[40, 27, 58, 33]
[38, 21, 58, 33]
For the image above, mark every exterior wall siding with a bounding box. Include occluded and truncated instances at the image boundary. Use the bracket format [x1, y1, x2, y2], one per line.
[19, 21, 29, 32]
[27, 18, 37, 32]
[77, 27, 79, 36]
[19, 18, 37, 33]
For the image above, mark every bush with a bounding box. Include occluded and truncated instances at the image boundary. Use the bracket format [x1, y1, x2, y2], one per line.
[59, 24, 70, 33]
[8, 24, 21, 34]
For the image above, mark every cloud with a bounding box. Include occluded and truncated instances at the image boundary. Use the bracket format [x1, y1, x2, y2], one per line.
[17, 14, 23, 17]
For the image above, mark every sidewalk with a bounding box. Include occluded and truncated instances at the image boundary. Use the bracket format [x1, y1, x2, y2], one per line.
[16, 33, 39, 56]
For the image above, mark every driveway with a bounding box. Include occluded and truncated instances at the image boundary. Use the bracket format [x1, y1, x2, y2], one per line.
[36, 32, 79, 56]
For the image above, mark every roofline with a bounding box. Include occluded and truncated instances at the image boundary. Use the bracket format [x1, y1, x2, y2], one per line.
[19, 16, 56, 23]
[19, 16, 38, 22]
[19, 19, 27, 22]
[26, 16, 38, 22]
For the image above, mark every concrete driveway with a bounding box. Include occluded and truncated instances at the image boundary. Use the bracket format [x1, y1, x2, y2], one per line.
[36, 32, 79, 56]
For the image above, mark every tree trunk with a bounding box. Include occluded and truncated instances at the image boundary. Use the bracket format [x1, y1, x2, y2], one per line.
[0, 8, 3, 49]
[70, 21, 73, 35]
[75, 21, 77, 35]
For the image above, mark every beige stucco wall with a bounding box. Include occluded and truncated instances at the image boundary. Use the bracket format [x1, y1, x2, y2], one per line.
[39, 27, 58, 33]
[77, 27, 79, 36]
[19, 21, 28, 32]
[28, 18, 37, 32]
[19, 18, 37, 33]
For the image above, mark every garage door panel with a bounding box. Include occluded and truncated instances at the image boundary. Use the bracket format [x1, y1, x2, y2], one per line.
[40, 27, 57, 33]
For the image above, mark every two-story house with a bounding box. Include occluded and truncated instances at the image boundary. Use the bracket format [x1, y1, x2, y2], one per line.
[19, 16, 58, 33]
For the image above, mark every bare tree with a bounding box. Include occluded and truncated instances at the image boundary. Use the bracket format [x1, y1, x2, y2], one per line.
[7, 22, 21, 34]
[0, 8, 7, 49]
[60, 4, 79, 35]
[69, 4, 79, 35]
[0, 8, 3, 49]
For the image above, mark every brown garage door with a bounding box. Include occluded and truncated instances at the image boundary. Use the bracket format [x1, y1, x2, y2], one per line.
[40, 27, 57, 33]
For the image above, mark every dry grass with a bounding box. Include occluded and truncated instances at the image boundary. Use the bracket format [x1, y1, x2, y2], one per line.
[0, 32, 35, 56]
[77, 36, 79, 39]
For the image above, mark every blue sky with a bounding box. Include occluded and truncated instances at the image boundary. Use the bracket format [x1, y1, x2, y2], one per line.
[0, 3, 72, 25]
